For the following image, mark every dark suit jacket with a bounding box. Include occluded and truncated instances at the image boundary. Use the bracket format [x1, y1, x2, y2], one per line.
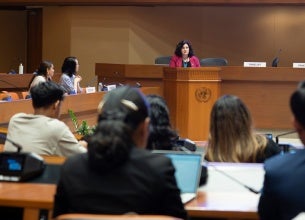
[53, 148, 188, 220]
[258, 149, 305, 220]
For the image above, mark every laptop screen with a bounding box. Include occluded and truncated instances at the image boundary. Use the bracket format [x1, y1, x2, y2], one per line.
[153, 151, 202, 193]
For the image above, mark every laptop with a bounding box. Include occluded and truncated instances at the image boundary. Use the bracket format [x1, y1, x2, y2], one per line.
[153, 150, 202, 204]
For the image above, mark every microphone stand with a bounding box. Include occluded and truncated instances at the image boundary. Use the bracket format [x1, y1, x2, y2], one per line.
[275, 130, 296, 144]
[208, 164, 261, 194]
[179, 146, 261, 194]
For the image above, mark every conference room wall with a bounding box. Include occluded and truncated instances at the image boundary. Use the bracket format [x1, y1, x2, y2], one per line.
[0, 10, 26, 73]
[41, 6, 305, 85]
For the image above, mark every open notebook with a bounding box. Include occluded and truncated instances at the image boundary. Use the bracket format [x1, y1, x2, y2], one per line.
[153, 150, 202, 204]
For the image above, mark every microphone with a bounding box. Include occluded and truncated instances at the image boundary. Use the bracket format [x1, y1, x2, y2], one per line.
[0, 134, 46, 182]
[272, 49, 282, 67]
[7, 69, 16, 74]
[275, 130, 297, 153]
[114, 71, 121, 77]
[275, 130, 296, 144]
[86, 75, 97, 87]
[178, 147, 260, 194]
[0, 134, 22, 153]
[207, 163, 261, 194]
[135, 82, 142, 88]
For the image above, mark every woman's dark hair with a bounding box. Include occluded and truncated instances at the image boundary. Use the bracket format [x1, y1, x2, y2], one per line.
[61, 56, 77, 77]
[174, 39, 195, 57]
[146, 94, 178, 150]
[30, 81, 64, 109]
[28, 61, 53, 88]
[88, 86, 149, 172]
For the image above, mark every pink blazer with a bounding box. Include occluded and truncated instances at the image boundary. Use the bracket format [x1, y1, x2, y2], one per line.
[169, 55, 200, 67]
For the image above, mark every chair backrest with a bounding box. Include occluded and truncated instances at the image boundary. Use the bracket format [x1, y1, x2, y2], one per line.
[22, 91, 30, 99]
[56, 214, 182, 220]
[154, 56, 172, 65]
[0, 91, 20, 101]
[200, 58, 228, 67]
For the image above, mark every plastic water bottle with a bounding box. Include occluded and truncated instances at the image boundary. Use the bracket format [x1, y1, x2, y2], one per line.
[98, 83, 103, 92]
[19, 63, 23, 74]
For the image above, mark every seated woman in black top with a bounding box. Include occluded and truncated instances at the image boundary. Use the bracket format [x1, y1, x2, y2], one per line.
[53, 86, 187, 220]
[146, 94, 207, 186]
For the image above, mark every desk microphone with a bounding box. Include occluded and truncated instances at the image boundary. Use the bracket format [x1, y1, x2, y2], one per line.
[275, 130, 296, 144]
[178, 147, 260, 194]
[136, 82, 142, 88]
[207, 163, 261, 194]
[7, 69, 16, 74]
[86, 75, 97, 87]
[272, 49, 282, 67]
[0, 134, 46, 182]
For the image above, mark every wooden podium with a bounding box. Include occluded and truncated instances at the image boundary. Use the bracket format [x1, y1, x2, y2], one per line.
[163, 67, 221, 141]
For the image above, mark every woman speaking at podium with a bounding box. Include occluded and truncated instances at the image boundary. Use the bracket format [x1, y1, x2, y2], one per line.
[169, 39, 200, 68]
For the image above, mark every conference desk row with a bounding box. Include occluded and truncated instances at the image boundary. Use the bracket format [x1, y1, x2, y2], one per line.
[0, 87, 162, 134]
[1, 65, 303, 140]
[96, 63, 305, 132]
[0, 159, 261, 220]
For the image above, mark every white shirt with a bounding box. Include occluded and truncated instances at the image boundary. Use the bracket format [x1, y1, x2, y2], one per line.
[4, 113, 86, 157]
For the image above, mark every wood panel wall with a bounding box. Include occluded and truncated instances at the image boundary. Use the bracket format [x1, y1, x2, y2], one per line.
[1, 0, 305, 6]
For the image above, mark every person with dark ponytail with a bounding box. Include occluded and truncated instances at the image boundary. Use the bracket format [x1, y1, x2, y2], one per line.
[28, 60, 54, 91]
[53, 86, 188, 220]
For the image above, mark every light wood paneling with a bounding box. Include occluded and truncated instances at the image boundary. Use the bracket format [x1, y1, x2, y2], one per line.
[220, 66, 305, 130]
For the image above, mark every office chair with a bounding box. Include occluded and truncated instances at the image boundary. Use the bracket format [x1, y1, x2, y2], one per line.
[55, 213, 182, 220]
[200, 58, 228, 67]
[154, 56, 172, 65]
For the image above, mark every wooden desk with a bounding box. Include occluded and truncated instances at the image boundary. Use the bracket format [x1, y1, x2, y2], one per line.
[95, 63, 164, 93]
[220, 66, 305, 130]
[0, 87, 161, 132]
[96, 63, 305, 131]
[0, 162, 262, 220]
[0, 92, 104, 132]
[186, 192, 259, 219]
[186, 162, 264, 220]
[40, 155, 66, 165]
[0, 73, 61, 92]
[0, 183, 259, 220]
[0, 182, 56, 220]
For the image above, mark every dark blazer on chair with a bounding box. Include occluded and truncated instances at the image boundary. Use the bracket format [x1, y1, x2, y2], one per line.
[53, 148, 188, 220]
[258, 149, 305, 220]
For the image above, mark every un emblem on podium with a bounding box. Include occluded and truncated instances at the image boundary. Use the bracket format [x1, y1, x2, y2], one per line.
[195, 87, 211, 103]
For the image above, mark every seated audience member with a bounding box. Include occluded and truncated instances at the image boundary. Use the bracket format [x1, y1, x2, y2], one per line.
[258, 86, 305, 220]
[26, 60, 55, 99]
[53, 86, 187, 220]
[169, 39, 200, 68]
[205, 95, 280, 163]
[59, 56, 84, 94]
[4, 81, 87, 156]
[146, 94, 207, 186]
[146, 94, 179, 151]
[29, 60, 54, 90]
